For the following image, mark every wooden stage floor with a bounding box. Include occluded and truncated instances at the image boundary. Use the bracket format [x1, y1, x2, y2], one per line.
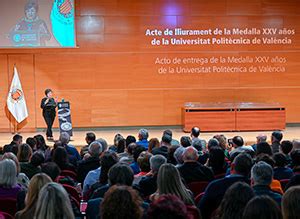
[0, 126, 299, 148]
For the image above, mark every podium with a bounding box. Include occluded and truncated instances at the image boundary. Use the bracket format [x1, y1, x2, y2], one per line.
[57, 101, 73, 136]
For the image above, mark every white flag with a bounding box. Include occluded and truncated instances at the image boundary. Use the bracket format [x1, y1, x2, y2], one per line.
[7, 66, 28, 123]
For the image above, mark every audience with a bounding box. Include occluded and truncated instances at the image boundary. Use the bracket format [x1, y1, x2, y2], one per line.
[136, 129, 149, 149]
[271, 131, 283, 154]
[80, 132, 96, 157]
[147, 194, 190, 219]
[0, 159, 22, 199]
[0, 129, 300, 219]
[151, 163, 194, 205]
[77, 141, 103, 183]
[242, 196, 283, 219]
[199, 153, 253, 219]
[178, 146, 214, 184]
[100, 185, 143, 219]
[282, 186, 300, 219]
[251, 161, 282, 205]
[273, 153, 293, 180]
[213, 182, 255, 219]
[34, 182, 74, 219]
[15, 173, 52, 219]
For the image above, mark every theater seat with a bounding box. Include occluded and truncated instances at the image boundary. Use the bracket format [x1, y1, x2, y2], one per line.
[62, 184, 81, 203]
[187, 181, 209, 195]
[186, 205, 201, 219]
[0, 212, 13, 219]
[194, 192, 205, 204]
[60, 170, 77, 180]
[0, 198, 17, 216]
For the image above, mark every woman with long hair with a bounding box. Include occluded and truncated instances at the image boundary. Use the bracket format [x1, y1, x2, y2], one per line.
[151, 163, 194, 205]
[15, 173, 52, 219]
[213, 182, 255, 219]
[34, 182, 74, 219]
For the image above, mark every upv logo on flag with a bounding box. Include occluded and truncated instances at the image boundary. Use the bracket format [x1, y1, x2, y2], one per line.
[50, 0, 75, 47]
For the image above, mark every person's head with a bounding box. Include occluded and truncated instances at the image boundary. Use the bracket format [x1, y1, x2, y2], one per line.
[85, 132, 96, 145]
[191, 127, 200, 138]
[88, 141, 103, 157]
[133, 145, 146, 162]
[242, 196, 283, 219]
[17, 143, 33, 162]
[256, 142, 273, 156]
[35, 182, 74, 219]
[281, 140, 293, 155]
[116, 138, 126, 153]
[168, 145, 180, 165]
[137, 151, 152, 173]
[273, 153, 288, 168]
[138, 129, 149, 141]
[148, 138, 160, 152]
[99, 151, 119, 185]
[13, 134, 23, 146]
[180, 136, 192, 148]
[44, 88, 53, 98]
[125, 135, 136, 147]
[2, 152, 21, 174]
[108, 163, 134, 186]
[282, 186, 300, 219]
[231, 152, 253, 176]
[150, 155, 167, 174]
[251, 161, 273, 186]
[291, 149, 300, 166]
[59, 132, 70, 145]
[30, 151, 45, 167]
[271, 131, 283, 143]
[113, 134, 124, 146]
[292, 139, 300, 151]
[34, 134, 47, 151]
[161, 134, 172, 146]
[207, 138, 220, 151]
[21, 173, 52, 214]
[52, 146, 68, 169]
[157, 163, 194, 205]
[173, 146, 185, 165]
[147, 194, 189, 219]
[192, 139, 203, 152]
[215, 182, 255, 219]
[182, 146, 199, 162]
[232, 136, 244, 148]
[26, 137, 37, 151]
[101, 185, 143, 219]
[0, 159, 17, 188]
[256, 134, 267, 144]
[127, 143, 137, 155]
[208, 147, 225, 172]
[256, 154, 275, 167]
[41, 162, 61, 181]
[163, 129, 173, 138]
[97, 138, 108, 152]
[213, 134, 227, 150]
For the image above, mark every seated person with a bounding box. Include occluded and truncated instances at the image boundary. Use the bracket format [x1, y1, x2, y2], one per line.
[136, 129, 150, 149]
[280, 140, 293, 164]
[273, 153, 293, 180]
[80, 132, 96, 158]
[133, 152, 152, 185]
[20, 151, 44, 179]
[177, 147, 214, 184]
[251, 161, 282, 206]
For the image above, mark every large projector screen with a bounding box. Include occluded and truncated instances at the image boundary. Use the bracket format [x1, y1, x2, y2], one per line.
[0, 0, 76, 48]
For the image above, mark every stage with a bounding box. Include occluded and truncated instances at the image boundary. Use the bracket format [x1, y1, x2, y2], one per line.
[0, 126, 299, 150]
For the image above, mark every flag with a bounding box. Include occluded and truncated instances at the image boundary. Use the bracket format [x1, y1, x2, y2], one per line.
[7, 66, 28, 123]
[50, 0, 75, 47]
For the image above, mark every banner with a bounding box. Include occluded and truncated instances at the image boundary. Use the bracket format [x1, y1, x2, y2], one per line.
[57, 101, 73, 136]
[7, 66, 28, 123]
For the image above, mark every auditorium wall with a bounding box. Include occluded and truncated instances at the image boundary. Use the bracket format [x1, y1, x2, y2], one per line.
[0, 0, 300, 132]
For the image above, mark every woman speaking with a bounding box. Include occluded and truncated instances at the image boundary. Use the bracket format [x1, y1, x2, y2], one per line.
[40, 89, 57, 140]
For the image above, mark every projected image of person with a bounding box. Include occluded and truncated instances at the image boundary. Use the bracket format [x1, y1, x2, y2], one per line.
[9, 1, 51, 47]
